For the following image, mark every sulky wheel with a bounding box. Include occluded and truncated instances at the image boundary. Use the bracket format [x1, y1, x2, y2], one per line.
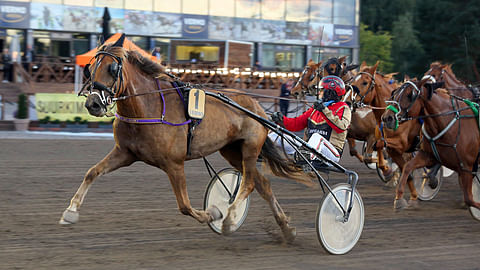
[316, 183, 364, 255]
[469, 175, 480, 221]
[203, 168, 250, 234]
[412, 167, 443, 201]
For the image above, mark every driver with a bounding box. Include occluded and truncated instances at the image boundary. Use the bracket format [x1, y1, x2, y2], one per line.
[270, 75, 351, 163]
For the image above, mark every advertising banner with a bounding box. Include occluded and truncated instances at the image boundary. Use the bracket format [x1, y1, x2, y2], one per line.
[63, 5, 96, 32]
[334, 25, 358, 47]
[30, 3, 64, 30]
[0, 1, 29, 29]
[95, 7, 124, 33]
[182, 14, 208, 39]
[151, 12, 182, 37]
[285, 21, 310, 45]
[124, 10, 152, 35]
[209, 16, 234, 40]
[232, 18, 262, 41]
[35, 93, 114, 122]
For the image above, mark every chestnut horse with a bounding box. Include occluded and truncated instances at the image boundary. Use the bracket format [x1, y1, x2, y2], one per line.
[382, 80, 480, 212]
[424, 62, 479, 101]
[351, 62, 424, 203]
[59, 35, 309, 242]
[290, 58, 378, 164]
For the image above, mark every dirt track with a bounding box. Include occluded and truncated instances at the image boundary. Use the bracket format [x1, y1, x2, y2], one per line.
[1, 138, 480, 270]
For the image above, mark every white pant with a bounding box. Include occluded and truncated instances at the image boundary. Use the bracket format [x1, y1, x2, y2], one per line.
[268, 132, 341, 163]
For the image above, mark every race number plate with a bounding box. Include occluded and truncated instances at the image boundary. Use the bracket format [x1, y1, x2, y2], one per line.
[188, 88, 206, 119]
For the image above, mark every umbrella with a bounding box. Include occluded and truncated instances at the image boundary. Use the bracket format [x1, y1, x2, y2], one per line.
[101, 7, 111, 42]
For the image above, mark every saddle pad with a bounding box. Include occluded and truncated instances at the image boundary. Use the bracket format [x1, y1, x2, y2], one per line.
[188, 88, 206, 119]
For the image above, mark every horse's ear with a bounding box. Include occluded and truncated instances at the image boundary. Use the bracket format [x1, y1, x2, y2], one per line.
[370, 61, 380, 74]
[338, 55, 347, 64]
[346, 64, 359, 71]
[359, 61, 367, 71]
[307, 59, 314, 65]
[404, 74, 411, 82]
[315, 60, 323, 68]
[113, 34, 126, 47]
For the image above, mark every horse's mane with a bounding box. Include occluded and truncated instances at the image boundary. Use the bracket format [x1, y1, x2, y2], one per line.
[100, 44, 166, 78]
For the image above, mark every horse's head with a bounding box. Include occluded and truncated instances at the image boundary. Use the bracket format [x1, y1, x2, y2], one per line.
[351, 61, 379, 107]
[382, 78, 431, 130]
[422, 61, 448, 83]
[80, 34, 127, 117]
[291, 59, 323, 98]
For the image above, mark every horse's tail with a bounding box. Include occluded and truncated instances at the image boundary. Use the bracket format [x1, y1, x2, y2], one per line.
[260, 137, 314, 187]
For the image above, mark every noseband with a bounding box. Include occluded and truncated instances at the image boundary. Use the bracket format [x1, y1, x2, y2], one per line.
[353, 72, 376, 107]
[385, 81, 421, 129]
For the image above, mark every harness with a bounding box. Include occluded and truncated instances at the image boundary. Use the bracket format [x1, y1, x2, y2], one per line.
[352, 71, 376, 108]
[82, 50, 201, 156]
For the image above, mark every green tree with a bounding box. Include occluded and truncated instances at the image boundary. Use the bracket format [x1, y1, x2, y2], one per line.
[359, 23, 393, 72]
[415, 0, 480, 82]
[391, 12, 424, 77]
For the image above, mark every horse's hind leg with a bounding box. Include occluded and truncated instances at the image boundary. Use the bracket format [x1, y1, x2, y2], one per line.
[253, 172, 296, 243]
[347, 137, 364, 162]
[165, 162, 222, 224]
[59, 147, 135, 224]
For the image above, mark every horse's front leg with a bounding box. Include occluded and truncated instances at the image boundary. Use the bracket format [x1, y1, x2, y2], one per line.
[59, 147, 136, 224]
[166, 163, 222, 224]
[394, 151, 432, 210]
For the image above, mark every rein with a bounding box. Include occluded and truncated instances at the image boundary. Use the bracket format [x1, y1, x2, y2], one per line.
[352, 71, 376, 108]
[115, 79, 192, 126]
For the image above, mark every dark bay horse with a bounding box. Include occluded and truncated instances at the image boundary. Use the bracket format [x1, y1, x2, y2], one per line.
[382, 80, 480, 212]
[59, 35, 310, 242]
[290, 58, 377, 164]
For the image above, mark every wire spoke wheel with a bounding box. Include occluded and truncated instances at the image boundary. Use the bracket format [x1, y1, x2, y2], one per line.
[413, 167, 443, 201]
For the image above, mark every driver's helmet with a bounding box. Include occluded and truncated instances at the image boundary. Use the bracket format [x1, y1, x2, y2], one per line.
[320, 75, 346, 96]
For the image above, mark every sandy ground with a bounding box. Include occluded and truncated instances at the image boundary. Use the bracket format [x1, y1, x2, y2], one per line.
[1, 136, 480, 270]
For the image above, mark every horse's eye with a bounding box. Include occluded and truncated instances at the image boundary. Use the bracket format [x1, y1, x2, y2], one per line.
[362, 82, 368, 86]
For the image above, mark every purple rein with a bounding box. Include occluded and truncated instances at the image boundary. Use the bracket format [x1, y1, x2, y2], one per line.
[115, 78, 192, 126]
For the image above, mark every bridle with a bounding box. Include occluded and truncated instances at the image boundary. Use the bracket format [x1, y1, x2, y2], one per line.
[79, 51, 124, 109]
[295, 65, 321, 96]
[352, 71, 376, 107]
[385, 81, 422, 130]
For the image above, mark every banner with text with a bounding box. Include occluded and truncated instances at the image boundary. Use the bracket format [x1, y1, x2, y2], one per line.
[35, 93, 114, 122]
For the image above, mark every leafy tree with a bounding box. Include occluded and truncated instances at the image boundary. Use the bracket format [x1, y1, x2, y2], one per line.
[391, 12, 424, 77]
[360, 0, 416, 33]
[359, 23, 394, 72]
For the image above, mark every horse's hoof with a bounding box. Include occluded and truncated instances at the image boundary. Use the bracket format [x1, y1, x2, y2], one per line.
[394, 198, 408, 210]
[408, 199, 420, 209]
[59, 209, 79, 225]
[427, 177, 439, 189]
[221, 218, 234, 236]
[283, 227, 297, 243]
[206, 205, 223, 221]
